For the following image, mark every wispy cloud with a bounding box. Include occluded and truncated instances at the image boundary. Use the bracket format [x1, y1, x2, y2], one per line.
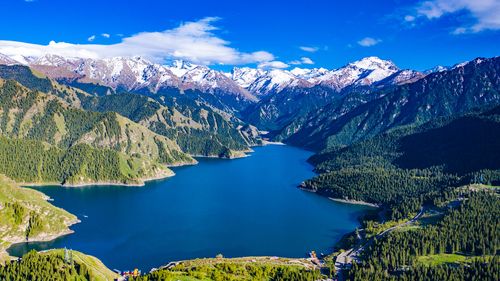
[357, 37, 381, 47]
[87, 35, 96, 42]
[409, 0, 500, 33]
[289, 57, 314, 65]
[0, 17, 275, 66]
[101, 33, 111, 38]
[299, 46, 318, 53]
[404, 15, 416, 22]
[258, 61, 289, 69]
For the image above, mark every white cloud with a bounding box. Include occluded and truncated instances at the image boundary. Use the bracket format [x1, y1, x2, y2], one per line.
[87, 35, 96, 42]
[404, 15, 416, 22]
[258, 61, 289, 69]
[299, 46, 318, 53]
[289, 57, 314, 65]
[101, 33, 111, 38]
[301, 57, 314, 65]
[357, 37, 381, 47]
[452, 27, 467, 34]
[412, 0, 500, 33]
[0, 17, 275, 66]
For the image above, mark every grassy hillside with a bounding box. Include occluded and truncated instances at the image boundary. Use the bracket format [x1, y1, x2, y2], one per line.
[133, 256, 324, 281]
[0, 78, 194, 167]
[0, 249, 119, 281]
[0, 65, 259, 158]
[78, 92, 258, 158]
[0, 176, 77, 260]
[0, 136, 174, 185]
[45, 249, 119, 281]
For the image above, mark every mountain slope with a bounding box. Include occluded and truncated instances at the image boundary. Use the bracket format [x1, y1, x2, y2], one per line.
[286, 57, 500, 150]
[77, 92, 258, 158]
[241, 57, 422, 133]
[0, 65, 256, 158]
[27, 55, 258, 112]
[0, 79, 194, 166]
[303, 105, 500, 213]
[0, 176, 77, 259]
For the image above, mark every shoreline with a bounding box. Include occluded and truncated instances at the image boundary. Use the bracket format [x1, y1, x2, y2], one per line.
[19, 145, 268, 188]
[191, 148, 255, 160]
[20, 169, 177, 188]
[328, 197, 380, 208]
[5, 143, 373, 275]
[261, 140, 285, 146]
[2, 217, 81, 260]
[297, 184, 379, 208]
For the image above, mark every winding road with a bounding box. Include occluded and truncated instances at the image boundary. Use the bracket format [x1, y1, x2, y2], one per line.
[334, 207, 424, 280]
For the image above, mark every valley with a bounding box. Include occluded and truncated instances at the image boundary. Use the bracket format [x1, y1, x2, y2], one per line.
[0, 52, 498, 281]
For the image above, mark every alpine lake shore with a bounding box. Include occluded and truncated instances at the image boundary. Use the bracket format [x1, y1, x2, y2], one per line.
[1, 142, 373, 280]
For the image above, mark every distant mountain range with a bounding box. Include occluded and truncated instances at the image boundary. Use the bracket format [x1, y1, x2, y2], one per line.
[282, 57, 500, 150]
[0, 52, 498, 155]
[0, 53, 426, 104]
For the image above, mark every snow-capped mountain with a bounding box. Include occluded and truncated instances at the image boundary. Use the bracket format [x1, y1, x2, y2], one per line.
[374, 69, 425, 87]
[309, 56, 400, 90]
[229, 67, 265, 89]
[0, 53, 424, 102]
[29, 55, 179, 91]
[229, 56, 412, 96]
[178, 65, 257, 101]
[424, 65, 449, 74]
[0, 53, 23, 65]
[166, 60, 198, 77]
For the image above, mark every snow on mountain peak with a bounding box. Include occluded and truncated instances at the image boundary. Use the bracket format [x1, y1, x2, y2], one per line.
[0, 53, 21, 65]
[167, 60, 198, 77]
[0, 52, 424, 99]
[349, 56, 397, 70]
[230, 67, 265, 88]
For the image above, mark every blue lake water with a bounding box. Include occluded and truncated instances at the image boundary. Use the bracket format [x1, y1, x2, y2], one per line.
[8, 145, 371, 271]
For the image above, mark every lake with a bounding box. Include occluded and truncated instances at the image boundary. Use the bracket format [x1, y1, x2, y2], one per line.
[8, 145, 371, 271]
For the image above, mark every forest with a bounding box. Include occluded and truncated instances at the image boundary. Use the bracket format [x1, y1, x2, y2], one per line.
[0, 136, 154, 184]
[303, 108, 500, 219]
[133, 259, 323, 281]
[347, 191, 499, 280]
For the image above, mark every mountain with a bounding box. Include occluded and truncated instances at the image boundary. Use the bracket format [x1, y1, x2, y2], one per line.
[283, 56, 500, 150]
[0, 175, 78, 259]
[0, 75, 200, 185]
[0, 249, 119, 280]
[424, 65, 449, 74]
[0, 54, 428, 125]
[25, 55, 258, 112]
[230, 68, 312, 96]
[242, 85, 339, 131]
[78, 93, 259, 158]
[0, 54, 18, 65]
[309, 56, 400, 90]
[0, 78, 193, 166]
[2, 53, 420, 100]
[230, 57, 411, 97]
[241, 57, 423, 132]
[302, 103, 500, 218]
[0, 64, 258, 158]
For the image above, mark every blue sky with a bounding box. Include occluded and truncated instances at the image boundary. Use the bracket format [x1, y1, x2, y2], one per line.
[0, 0, 498, 71]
